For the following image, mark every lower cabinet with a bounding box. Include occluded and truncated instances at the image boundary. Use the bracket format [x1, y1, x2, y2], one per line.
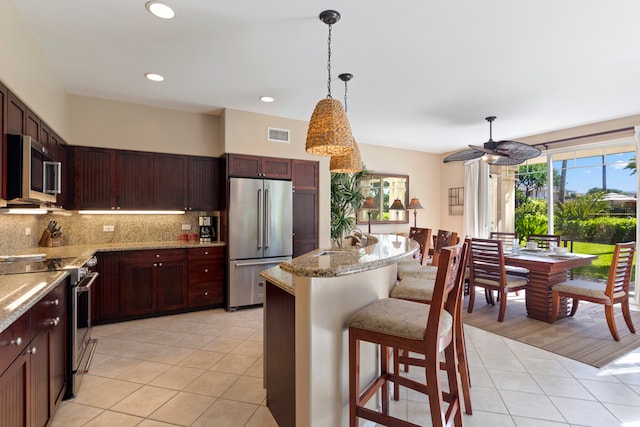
[0, 278, 68, 427]
[94, 247, 224, 324]
[187, 247, 224, 308]
[122, 249, 188, 317]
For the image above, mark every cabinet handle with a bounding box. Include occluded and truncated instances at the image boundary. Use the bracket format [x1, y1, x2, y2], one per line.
[50, 299, 59, 306]
[50, 317, 60, 327]
[156, 254, 160, 258]
[204, 251, 209, 255]
[158, 262, 163, 267]
[204, 269, 208, 273]
[153, 263, 158, 267]
[27, 347, 37, 355]
[10, 337, 22, 346]
[204, 291, 209, 296]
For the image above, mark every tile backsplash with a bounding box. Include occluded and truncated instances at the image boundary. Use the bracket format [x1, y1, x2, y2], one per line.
[0, 212, 203, 254]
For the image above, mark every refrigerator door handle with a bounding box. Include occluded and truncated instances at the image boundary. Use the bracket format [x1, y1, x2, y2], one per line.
[257, 188, 263, 249]
[264, 188, 270, 249]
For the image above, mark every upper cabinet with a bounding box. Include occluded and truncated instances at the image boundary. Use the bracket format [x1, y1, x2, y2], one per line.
[7, 91, 26, 135]
[71, 146, 221, 211]
[0, 83, 6, 200]
[227, 153, 291, 179]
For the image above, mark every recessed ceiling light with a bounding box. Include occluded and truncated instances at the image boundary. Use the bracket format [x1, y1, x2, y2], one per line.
[145, 73, 164, 82]
[260, 96, 275, 103]
[145, 1, 175, 19]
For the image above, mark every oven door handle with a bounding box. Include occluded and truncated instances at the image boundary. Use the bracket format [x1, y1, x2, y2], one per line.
[76, 272, 99, 292]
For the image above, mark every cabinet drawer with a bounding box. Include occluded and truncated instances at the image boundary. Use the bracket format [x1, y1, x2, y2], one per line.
[188, 261, 224, 283]
[0, 311, 30, 376]
[128, 249, 187, 263]
[188, 247, 223, 262]
[188, 281, 223, 307]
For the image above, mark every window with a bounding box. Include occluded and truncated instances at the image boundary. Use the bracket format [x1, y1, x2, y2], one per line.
[357, 173, 409, 224]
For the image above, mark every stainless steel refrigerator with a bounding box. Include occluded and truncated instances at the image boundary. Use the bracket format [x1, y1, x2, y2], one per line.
[227, 177, 293, 310]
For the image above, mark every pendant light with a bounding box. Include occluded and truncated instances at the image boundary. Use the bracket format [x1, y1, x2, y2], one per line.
[306, 10, 354, 157]
[330, 73, 362, 173]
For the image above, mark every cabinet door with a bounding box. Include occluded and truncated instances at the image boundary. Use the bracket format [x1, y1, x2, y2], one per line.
[187, 247, 224, 308]
[293, 189, 319, 257]
[0, 83, 6, 200]
[227, 154, 261, 178]
[116, 151, 154, 209]
[188, 156, 219, 211]
[39, 122, 51, 151]
[292, 160, 318, 190]
[49, 305, 66, 410]
[7, 91, 26, 135]
[55, 141, 68, 209]
[122, 261, 156, 316]
[261, 157, 291, 179]
[25, 109, 40, 143]
[93, 252, 123, 323]
[157, 260, 188, 312]
[30, 330, 50, 427]
[154, 153, 187, 210]
[0, 351, 29, 427]
[73, 146, 116, 209]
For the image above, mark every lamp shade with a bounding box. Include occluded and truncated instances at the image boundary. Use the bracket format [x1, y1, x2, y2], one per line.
[330, 139, 362, 173]
[408, 197, 423, 210]
[306, 98, 354, 156]
[389, 198, 405, 210]
[362, 196, 378, 210]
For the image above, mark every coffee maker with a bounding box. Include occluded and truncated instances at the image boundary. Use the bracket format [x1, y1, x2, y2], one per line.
[198, 215, 214, 242]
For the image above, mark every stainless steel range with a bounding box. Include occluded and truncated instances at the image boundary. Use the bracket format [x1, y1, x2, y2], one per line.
[64, 257, 99, 398]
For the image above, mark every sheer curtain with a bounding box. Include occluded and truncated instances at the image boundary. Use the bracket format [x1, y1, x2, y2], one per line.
[463, 159, 490, 238]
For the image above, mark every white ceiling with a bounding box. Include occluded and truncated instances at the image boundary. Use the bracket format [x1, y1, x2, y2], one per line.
[11, 0, 640, 154]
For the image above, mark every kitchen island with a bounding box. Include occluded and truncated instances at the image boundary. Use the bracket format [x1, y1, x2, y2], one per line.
[260, 234, 418, 427]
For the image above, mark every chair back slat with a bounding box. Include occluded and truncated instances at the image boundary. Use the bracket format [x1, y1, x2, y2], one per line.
[607, 242, 636, 296]
[470, 238, 505, 285]
[527, 234, 561, 250]
[489, 231, 518, 252]
[408, 227, 432, 265]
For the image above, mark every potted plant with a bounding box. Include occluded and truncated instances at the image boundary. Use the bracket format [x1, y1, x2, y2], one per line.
[330, 167, 367, 246]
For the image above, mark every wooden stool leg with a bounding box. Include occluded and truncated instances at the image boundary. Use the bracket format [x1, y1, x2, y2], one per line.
[349, 332, 359, 427]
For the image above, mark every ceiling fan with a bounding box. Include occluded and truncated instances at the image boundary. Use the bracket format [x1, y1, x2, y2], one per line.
[443, 116, 541, 165]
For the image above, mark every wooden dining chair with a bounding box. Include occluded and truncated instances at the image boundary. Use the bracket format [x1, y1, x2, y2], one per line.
[347, 243, 467, 427]
[550, 242, 636, 341]
[467, 238, 529, 322]
[527, 234, 561, 250]
[390, 239, 472, 415]
[397, 229, 457, 280]
[407, 227, 433, 265]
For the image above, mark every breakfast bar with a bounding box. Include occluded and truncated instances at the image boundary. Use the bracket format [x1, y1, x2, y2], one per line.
[260, 234, 418, 427]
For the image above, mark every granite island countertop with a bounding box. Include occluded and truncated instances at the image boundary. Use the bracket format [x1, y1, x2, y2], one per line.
[0, 240, 226, 333]
[261, 234, 417, 295]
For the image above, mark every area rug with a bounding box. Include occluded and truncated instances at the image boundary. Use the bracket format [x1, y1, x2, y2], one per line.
[462, 292, 640, 368]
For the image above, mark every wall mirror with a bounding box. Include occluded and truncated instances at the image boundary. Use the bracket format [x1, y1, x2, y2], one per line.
[357, 173, 409, 224]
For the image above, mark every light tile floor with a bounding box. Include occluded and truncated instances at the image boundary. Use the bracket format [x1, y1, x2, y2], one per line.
[51, 307, 640, 427]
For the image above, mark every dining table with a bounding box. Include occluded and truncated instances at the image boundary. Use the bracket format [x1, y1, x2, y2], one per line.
[504, 249, 597, 323]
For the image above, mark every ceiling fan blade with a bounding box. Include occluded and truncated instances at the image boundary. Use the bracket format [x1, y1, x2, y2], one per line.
[493, 140, 541, 160]
[468, 144, 502, 156]
[443, 149, 484, 163]
[490, 155, 525, 166]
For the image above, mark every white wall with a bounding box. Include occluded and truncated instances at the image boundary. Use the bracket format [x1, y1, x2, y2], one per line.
[68, 95, 223, 156]
[0, 0, 70, 139]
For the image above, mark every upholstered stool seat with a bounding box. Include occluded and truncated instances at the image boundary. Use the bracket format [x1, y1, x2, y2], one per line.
[397, 263, 438, 280]
[347, 298, 452, 341]
[475, 274, 528, 289]
[390, 277, 436, 301]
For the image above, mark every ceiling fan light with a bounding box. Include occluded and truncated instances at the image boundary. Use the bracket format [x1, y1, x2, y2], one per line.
[306, 98, 354, 156]
[481, 153, 501, 164]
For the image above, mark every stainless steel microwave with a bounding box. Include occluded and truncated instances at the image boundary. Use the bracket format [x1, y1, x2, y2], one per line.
[6, 134, 61, 203]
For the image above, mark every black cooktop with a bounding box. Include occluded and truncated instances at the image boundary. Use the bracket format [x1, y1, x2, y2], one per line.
[0, 257, 79, 275]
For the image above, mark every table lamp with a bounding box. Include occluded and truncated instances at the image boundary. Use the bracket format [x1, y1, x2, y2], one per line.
[362, 196, 378, 233]
[389, 198, 406, 221]
[407, 197, 423, 228]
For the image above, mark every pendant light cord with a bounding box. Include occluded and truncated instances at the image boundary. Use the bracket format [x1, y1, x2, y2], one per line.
[344, 76, 348, 112]
[327, 24, 332, 98]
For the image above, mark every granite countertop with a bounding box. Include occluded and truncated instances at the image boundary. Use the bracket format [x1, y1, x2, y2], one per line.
[0, 240, 226, 334]
[0, 271, 69, 334]
[262, 234, 418, 295]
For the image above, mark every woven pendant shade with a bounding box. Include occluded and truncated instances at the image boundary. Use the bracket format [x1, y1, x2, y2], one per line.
[306, 98, 354, 156]
[330, 139, 362, 173]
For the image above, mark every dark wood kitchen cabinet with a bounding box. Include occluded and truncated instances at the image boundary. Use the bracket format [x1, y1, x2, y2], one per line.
[116, 150, 154, 209]
[92, 251, 124, 324]
[292, 159, 319, 257]
[187, 247, 224, 308]
[227, 154, 291, 179]
[72, 146, 116, 209]
[122, 249, 188, 317]
[0, 82, 6, 200]
[0, 278, 68, 427]
[154, 153, 188, 210]
[187, 156, 221, 211]
[7, 91, 27, 135]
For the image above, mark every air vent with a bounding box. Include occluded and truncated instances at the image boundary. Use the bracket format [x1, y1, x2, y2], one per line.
[268, 127, 290, 143]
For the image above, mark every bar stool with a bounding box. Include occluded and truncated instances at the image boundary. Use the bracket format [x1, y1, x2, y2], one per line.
[347, 243, 467, 427]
